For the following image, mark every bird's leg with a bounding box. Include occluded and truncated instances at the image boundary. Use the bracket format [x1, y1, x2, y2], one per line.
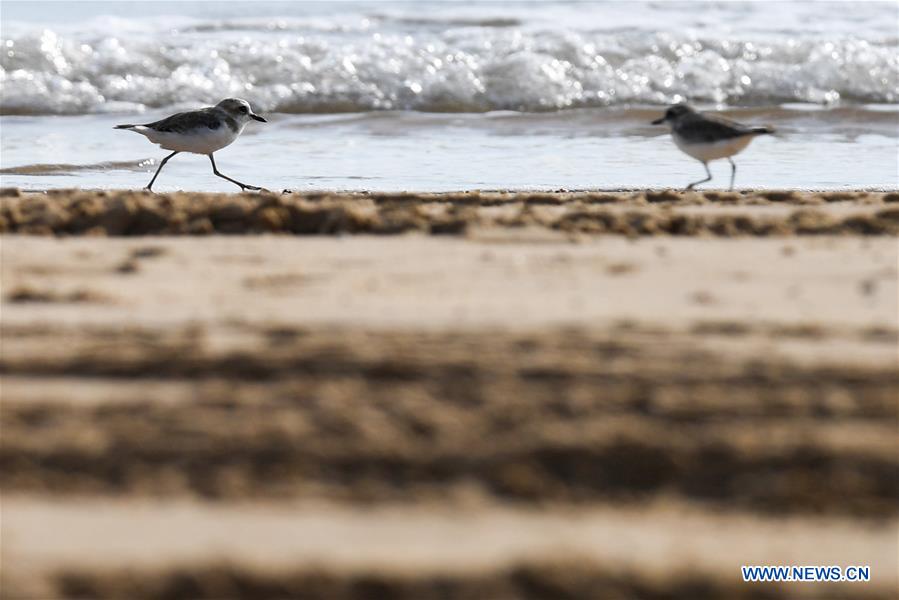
[727, 157, 737, 191]
[685, 162, 712, 191]
[146, 151, 179, 191]
[208, 154, 262, 191]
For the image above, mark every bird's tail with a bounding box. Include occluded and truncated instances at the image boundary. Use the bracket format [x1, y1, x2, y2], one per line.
[750, 126, 775, 135]
[114, 124, 137, 130]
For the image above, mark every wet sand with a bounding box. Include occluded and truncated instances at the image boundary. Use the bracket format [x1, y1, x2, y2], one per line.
[2, 188, 899, 236]
[1, 188, 898, 599]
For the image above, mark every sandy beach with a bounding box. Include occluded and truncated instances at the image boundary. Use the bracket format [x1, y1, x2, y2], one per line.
[1, 188, 897, 599]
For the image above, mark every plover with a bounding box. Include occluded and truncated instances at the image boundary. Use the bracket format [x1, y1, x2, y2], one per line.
[115, 98, 267, 191]
[652, 104, 773, 190]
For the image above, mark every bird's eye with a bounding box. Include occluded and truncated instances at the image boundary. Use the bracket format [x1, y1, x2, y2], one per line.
[240, 106, 248, 113]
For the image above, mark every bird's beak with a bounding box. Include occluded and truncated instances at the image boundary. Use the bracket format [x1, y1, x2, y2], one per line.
[251, 113, 267, 123]
[651, 116, 665, 125]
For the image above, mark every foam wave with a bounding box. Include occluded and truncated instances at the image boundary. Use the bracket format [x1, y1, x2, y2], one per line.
[0, 159, 155, 175]
[1, 21, 897, 115]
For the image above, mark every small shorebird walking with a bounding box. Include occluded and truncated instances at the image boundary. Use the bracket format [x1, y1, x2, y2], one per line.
[652, 104, 773, 190]
[115, 98, 267, 191]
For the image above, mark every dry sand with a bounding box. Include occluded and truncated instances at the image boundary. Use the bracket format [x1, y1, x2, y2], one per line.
[1, 188, 897, 599]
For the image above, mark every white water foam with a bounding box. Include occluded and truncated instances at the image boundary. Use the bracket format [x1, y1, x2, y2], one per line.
[1, 2, 897, 115]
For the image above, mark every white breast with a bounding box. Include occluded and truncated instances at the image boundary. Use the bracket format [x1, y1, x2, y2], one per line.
[672, 133, 755, 162]
[136, 124, 243, 154]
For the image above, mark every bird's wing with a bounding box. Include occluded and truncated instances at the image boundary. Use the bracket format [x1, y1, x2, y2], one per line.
[144, 108, 221, 133]
[678, 114, 753, 143]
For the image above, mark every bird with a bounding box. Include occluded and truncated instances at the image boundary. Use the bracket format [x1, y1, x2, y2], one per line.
[114, 98, 267, 191]
[651, 104, 773, 190]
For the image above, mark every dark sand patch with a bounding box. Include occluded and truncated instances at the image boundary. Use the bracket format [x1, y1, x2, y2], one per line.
[2, 189, 898, 237]
[44, 561, 885, 600]
[2, 325, 896, 515]
[5, 285, 111, 304]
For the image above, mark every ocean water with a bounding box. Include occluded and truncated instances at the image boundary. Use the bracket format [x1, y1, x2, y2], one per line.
[1, 1, 897, 191]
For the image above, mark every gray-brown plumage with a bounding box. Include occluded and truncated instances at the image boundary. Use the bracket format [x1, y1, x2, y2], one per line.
[126, 109, 239, 134]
